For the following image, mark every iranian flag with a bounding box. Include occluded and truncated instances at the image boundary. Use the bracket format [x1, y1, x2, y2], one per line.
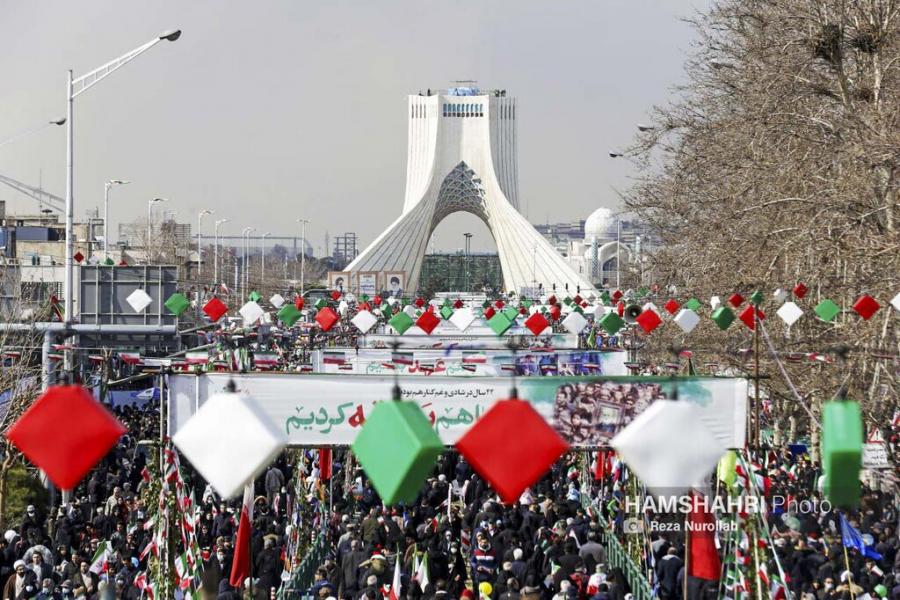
[229, 483, 254, 587]
[254, 353, 279, 369]
[118, 351, 142, 365]
[174, 553, 192, 590]
[388, 552, 402, 600]
[392, 351, 414, 366]
[185, 351, 209, 365]
[462, 351, 487, 364]
[323, 351, 346, 365]
[89, 541, 113, 574]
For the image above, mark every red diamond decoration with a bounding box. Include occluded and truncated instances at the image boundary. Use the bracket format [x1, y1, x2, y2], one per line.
[738, 305, 765, 330]
[519, 306, 528, 315]
[358, 302, 371, 312]
[793, 283, 808, 299]
[453, 299, 464, 309]
[373, 295, 382, 306]
[414, 297, 426, 308]
[636, 309, 662, 333]
[495, 300, 505, 309]
[7, 386, 125, 490]
[581, 301, 589, 308]
[456, 399, 569, 504]
[573, 295, 583, 305]
[294, 296, 305, 310]
[548, 305, 561, 321]
[316, 306, 339, 331]
[331, 290, 341, 301]
[483, 306, 496, 320]
[416, 310, 441, 335]
[118, 259, 128, 266]
[616, 301, 625, 316]
[524, 312, 549, 336]
[664, 299, 680, 315]
[73, 251, 85, 263]
[203, 297, 228, 322]
[547, 295, 557, 306]
[612, 290, 623, 301]
[852, 294, 880, 320]
[728, 293, 744, 307]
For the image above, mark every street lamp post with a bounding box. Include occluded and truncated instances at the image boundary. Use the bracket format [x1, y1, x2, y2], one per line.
[147, 198, 166, 261]
[214, 218, 229, 290]
[103, 179, 129, 259]
[296, 219, 310, 298]
[261, 232, 271, 282]
[63, 29, 181, 343]
[197, 209, 213, 280]
[0, 117, 65, 150]
[241, 227, 254, 297]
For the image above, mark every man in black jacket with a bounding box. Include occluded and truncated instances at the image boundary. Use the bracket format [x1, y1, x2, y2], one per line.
[656, 548, 684, 600]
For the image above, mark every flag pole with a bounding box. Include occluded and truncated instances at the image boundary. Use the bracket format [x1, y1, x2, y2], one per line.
[843, 544, 856, 600]
[683, 507, 690, 600]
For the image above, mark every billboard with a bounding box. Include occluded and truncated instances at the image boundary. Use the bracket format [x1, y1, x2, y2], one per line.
[168, 373, 747, 448]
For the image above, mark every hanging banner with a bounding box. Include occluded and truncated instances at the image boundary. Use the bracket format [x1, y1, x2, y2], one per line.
[360, 331, 581, 349]
[311, 348, 627, 377]
[168, 374, 747, 448]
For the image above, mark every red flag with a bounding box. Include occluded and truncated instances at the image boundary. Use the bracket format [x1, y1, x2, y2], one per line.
[687, 491, 721, 580]
[593, 450, 609, 480]
[229, 484, 254, 587]
[320, 449, 332, 481]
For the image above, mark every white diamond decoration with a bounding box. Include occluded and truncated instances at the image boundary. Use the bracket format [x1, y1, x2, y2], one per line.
[642, 302, 659, 314]
[239, 301, 265, 325]
[173, 391, 287, 499]
[562, 311, 587, 334]
[351, 310, 378, 334]
[777, 301, 804, 326]
[403, 304, 417, 318]
[891, 292, 900, 313]
[126, 289, 153, 313]
[611, 401, 726, 495]
[338, 300, 349, 316]
[673, 308, 700, 333]
[772, 289, 789, 305]
[592, 304, 609, 319]
[269, 294, 285, 309]
[710, 296, 721, 310]
[449, 307, 476, 332]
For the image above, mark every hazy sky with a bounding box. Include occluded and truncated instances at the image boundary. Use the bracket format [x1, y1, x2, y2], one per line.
[0, 1, 707, 254]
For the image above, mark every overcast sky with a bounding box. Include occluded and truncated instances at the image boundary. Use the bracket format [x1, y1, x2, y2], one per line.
[0, 1, 707, 254]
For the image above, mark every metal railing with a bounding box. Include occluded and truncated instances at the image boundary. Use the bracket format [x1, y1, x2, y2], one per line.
[278, 529, 329, 600]
[599, 524, 654, 600]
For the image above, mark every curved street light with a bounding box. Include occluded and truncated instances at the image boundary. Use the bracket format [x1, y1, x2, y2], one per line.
[214, 218, 229, 288]
[103, 179, 130, 258]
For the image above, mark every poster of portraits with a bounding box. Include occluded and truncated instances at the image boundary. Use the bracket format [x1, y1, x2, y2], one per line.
[357, 272, 378, 297]
[327, 271, 351, 292]
[383, 271, 406, 298]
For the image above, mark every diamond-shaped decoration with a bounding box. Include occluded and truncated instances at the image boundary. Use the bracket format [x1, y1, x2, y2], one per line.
[673, 308, 700, 333]
[453, 299, 464, 309]
[599, 291, 611, 305]
[104, 257, 115, 266]
[351, 310, 378, 334]
[269, 294, 285, 308]
[549, 305, 562, 321]
[636, 309, 662, 333]
[295, 297, 305, 310]
[403, 304, 418, 319]
[611, 290, 623, 301]
[352, 401, 443, 504]
[165, 293, 191, 316]
[488, 313, 513, 336]
[738, 305, 765, 330]
[599, 311, 625, 335]
[277, 304, 302, 327]
[749, 290, 764, 305]
[7, 386, 126, 490]
[664, 299, 680, 315]
[495, 300, 505, 309]
[524, 312, 549, 336]
[710, 296, 722, 310]
[449, 307, 476, 332]
[415, 297, 426, 308]
[389, 311, 415, 335]
[710, 306, 735, 330]
[728, 293, 744, 307]
[814, 299, 841, 322]
[822, 400, 862, 507]
[776, 301, 803, 326]
[314, 298, 328, 310]
[456, 398, 569, 504]
[483, 306, 496, 320]
[773, 289, 789, 304]
[239, 301, 264, 325]
[173, 391, 286, 499]
[316, 306, 339, 331]
[793, 283, 808, 299]
[73, 251, 84, 263]
[891, 292, 900, 313]
[440, 305, 454, 320]
[611, 401, 725, 495]
[203, 298, 228, 322]
[416, 311, 441, 335]
[373, 295, 383, 306]
[126, 289, 153, 313]
[503, 307, 519, 321]
[684, 298, 702, 312]
[331, 290, 342, 301]
[248, 291, 261, 303]
[852, 294, 880, 320]
[561, 311, 587, 335]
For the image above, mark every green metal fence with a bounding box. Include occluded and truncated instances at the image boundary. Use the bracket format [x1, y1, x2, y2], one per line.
[278, 529, 329, 600]
[599, 525, 654, 600]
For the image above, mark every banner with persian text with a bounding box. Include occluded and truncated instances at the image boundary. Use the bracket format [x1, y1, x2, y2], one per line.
[167, 374, 747, 448]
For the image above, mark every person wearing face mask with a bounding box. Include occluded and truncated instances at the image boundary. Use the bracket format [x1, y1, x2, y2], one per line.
[471, 532, 497, 587]
[35, 578, 55, 600]
[201, 546, 231, 591]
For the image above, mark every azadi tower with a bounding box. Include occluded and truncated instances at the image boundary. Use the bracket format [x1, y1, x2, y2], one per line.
[346, 87, 595, 295]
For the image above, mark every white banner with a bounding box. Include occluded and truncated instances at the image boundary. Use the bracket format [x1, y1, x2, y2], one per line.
[167, 373, 747, 448]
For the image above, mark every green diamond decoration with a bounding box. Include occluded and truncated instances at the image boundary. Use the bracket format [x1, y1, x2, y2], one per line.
[164, 293, 191, 316]
[104, 257, 115, 266]
[637, 287, 649, 298]
[599, 312, 624, 335]
[522, 299, 532, 309]
[315, 298, 328, 310]
[815, 299, 841, 322]
[248, 291, 261, 303]
[440, 305, 454, 320]
[503, 307, 519, 321]
[351, 401, 443, 505]
[599, 291, 611, 305]
[381, 303, 393, 319]
[573, 305, 584, 314]
[277, 304, 302, 327]
[685, 298, 702, 312]
[711, 306, 735, 330]
[482, 300, 491, 309]
[488, 313, 513, 336]
[749, 290, 764, 306]
[389, 311, 415, 335]
[563, 297, 572, 306]
[360, 294, 369, 302]
[822, 400, 862, 507]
